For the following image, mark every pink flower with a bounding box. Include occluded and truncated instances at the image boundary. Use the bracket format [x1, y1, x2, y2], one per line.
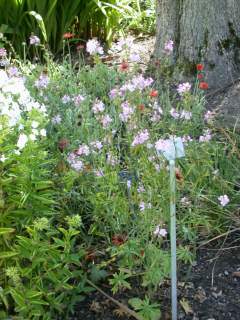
[101, 114, 112, 128]
[92, 99, 105, 114]
[0, 48, 7, 57]
[170, 108, 180, 119]
[90, 140, 103, 150]
[76, 144, 90, 156]
[7, 66, 19, 77]
[73, 94, 85, 106]
[131, 129, 149, 147]
[67, 153, 84, 172]
[137, 184, 145, 193]
[86, 39, 103, 55]
[29, 35, 40, 45]
[218, 195, 230, 207]
[52, 114, 62, 124]
[154, 226, 167, 237]
[119, 101, 134, 122]
[139, 202, 151, 211]
[34, 74, 49, 89]
[94, 169, 104, 177]
[204, 110, 215, 122]
[164, 40, 174, 54]
[109, 89, 118, 100]
[155, 139, 172, 153]
[62, 95, 71, 104]
[177, 82, 191, 96]
[199, 129, 212, 142]
[180, 110, 192, 120]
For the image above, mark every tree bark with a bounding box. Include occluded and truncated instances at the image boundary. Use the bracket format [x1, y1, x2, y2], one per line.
[154, 0, 240, 89]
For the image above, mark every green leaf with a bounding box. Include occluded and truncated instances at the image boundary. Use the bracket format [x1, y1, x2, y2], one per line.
[90, 265, 108, 283]
[129, 298, 143, 310]
[0, 227, 15, 235]
[28, 11, 48, 42]
[0, 251, 18, 259]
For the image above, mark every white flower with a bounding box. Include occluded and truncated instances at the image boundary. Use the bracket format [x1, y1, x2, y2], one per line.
[218, 195, 230, 207]
[31, 121, 39, 128]
[29, 133, 37, 141]
[17, 134, 28, 149]
[0, 155, 7, 162]
[40, 129, 46, 137]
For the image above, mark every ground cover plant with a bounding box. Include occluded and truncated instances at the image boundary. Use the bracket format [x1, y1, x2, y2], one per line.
[0, 33, 239, 319]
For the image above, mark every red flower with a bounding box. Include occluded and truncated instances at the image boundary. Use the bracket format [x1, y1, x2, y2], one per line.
[175, 168, 184, 182]
[119, 61, 129, 71]
[63, 32, 74, 39]
[149, 90, 158, 98]
[137, 104, 145, 111]
[199, 82, 209, 90]
[112, 234, 126, 246]
[197, 74, 204, 79]
[197, 64, 204, 71]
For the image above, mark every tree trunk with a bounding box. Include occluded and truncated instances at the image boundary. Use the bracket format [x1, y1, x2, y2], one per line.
[154, 0, 240, 89]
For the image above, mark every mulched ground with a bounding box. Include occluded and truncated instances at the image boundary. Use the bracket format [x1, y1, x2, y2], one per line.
[71, 234, 240, 320]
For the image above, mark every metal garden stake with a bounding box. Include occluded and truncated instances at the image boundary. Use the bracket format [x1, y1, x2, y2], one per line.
[157, 137, 185, 320]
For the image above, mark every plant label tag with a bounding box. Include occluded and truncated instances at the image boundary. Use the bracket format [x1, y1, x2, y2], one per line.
[157, 137, 185, 161]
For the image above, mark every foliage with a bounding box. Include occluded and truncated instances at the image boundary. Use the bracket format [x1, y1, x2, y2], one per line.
[0, 0, 136, 57]
[120, 0, 156, 35]
[0, 36, 239, 319]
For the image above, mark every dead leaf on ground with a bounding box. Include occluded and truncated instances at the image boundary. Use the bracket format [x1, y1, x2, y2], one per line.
[232, 271, 240, 278]
[180, 298, 193, 315]
[89, 301, 102, 313]
[194, 287, 207, 303]
[113, 307, 129, 318]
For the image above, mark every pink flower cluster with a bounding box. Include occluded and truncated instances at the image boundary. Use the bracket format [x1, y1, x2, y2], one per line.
[73, 94, 85, 106]
[35, 74, 49, 89]
[86, 39, 103, 55]
[67, 153, 84, 172]
[75, 144, 90, 156]
[177, 82, 191, 96]
[109, 75, 153, 99]
[155, 139, 172, 153]
[131, 129, 149, 147]
[61, 94, 85, 106]
[100, 114, 112, 128]
[92, 99, 105, 114]
[199, 129, 212, 142]
[170, 108, 192, 120]
[119, 101, 134, 122]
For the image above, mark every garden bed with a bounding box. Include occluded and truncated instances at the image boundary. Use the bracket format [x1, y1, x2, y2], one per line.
[74, 234, 240, 320]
